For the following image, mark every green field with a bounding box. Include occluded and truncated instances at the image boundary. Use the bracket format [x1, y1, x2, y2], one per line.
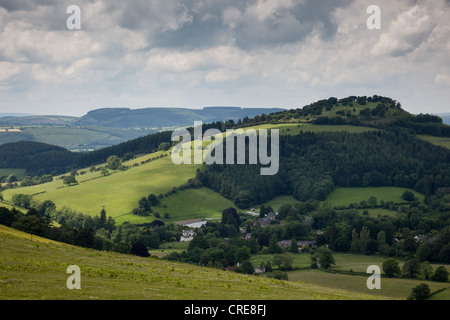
[148, 241, 190, 257]
[250, 123, 378, 136]
[256, 186, 423, 217]
[322, 187, 424, 208]
[115, 187, 236, 224]
[258, 196, 301, 212]
[2, 151, 200, 219]
[251, 252, 449, 300]
[251, 253, 312, 269]
[288, 269, 448, 300]
[0, 225, 387, 300]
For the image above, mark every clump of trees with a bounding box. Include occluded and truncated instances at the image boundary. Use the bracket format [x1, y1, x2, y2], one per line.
[311, 246, 335, 269]
[133, 193, 160, 217]
[107, 155, 123, 171]
[407, 283, 431, 300]
[382, 257, 448, 283]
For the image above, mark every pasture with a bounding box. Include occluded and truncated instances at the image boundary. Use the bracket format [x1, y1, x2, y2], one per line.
[252, 252, 449, 300]
[0, 225, 386, 300]
[2, 151, 200, 219]
[322, 186, 424, 208]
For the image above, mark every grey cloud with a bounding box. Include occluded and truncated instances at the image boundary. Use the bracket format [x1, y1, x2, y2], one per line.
[0, 0, 56, 11]
[97, 0, 354, 50]
[0, 0, 354, 50]
[165, 0, 353, 50]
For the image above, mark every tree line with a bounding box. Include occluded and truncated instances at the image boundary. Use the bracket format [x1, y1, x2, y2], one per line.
[0, 195, 185, 257]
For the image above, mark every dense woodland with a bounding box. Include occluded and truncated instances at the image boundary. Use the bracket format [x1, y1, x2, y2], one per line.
[197, 129, 450, 209]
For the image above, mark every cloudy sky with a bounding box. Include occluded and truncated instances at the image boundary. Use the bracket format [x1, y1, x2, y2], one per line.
[0, 0, 449, 116]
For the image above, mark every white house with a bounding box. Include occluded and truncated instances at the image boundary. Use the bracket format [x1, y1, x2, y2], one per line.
[180, 230, 195, 242]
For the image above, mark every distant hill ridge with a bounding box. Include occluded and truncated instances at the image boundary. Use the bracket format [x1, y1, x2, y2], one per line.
[75, 106, 286, 128]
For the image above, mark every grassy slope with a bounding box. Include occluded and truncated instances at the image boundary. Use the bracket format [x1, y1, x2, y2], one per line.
[249, 123, 378, 135]
[2, 122, 378, 223]
[115, 187, 236, 224]
[2, 151, 200, 219]
[0, 225, 388, 300]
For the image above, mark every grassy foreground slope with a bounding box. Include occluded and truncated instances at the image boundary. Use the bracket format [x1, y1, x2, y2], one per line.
[0, 225, 389, 300]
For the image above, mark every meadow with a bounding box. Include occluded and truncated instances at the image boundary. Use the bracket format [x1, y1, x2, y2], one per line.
[0, 225, 387, 300]
[255, 186, 423, 217]
[251, 252, 450, 300]
[115, 187, 236, 224]
[2, 151, 200, 219]
[249, 123, 378, 136]
[322, 186, 424, 208]
[288, 269, 449, 300]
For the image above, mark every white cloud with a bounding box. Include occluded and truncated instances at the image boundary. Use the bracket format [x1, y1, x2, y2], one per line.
[435, 74, 450, 86]
[371, 5, 436, 57]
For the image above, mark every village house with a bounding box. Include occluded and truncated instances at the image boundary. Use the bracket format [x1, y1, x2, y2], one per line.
[243, 233, 252, 240]
[254, 266, 265, 274]
[254, 211, 277, 228]
[277, 239, 317, 251]
[180, 230, 195, 242]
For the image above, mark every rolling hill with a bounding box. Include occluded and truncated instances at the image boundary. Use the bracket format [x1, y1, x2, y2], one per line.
[1, 95, 449, 225]
[0, 121, 387, 221]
